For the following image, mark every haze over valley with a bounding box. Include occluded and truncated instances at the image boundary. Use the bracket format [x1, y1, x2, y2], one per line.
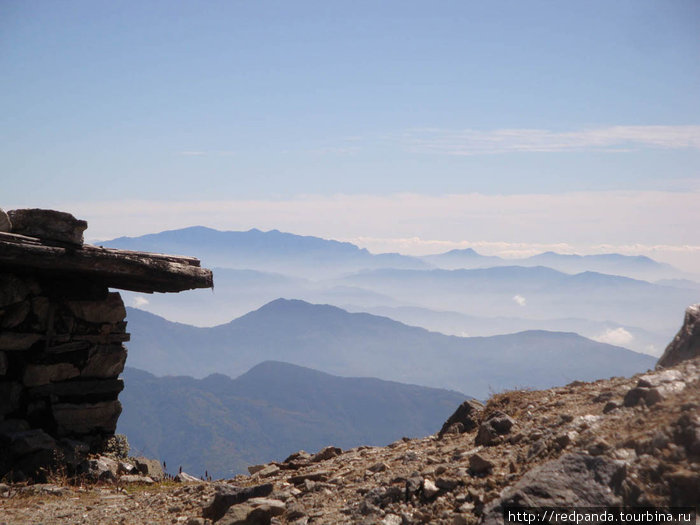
[106, 227, 698, 357]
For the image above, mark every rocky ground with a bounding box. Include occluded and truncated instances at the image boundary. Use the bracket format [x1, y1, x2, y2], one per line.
[1, 354, 698, 525]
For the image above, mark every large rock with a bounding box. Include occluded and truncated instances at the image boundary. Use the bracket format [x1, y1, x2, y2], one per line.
[0, 208, 11, 232]
[81, 344, 127, 378]
[439, 399, 483, 437]
[3, 429, 58, 457]
[480, 453, 625, 525]
[84, 455, 119, 482]
[52, 400, 122, 435]
[0, 300, 30, 329]
[0, 332, 41, 351]
[657, 304, 700, 368]
[65, 292, 126, 324]
[623, 369, 687, 407]
[23, 363, 80, 387]
[0, 275, 29, 308]
[27, 378, 124, 399]
[134, 456, 165, 481]
[0, 382, 23, 416]
[7, 208, 87, 245]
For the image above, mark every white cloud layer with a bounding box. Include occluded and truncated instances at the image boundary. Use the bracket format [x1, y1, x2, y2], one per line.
[593, 327, 635, 347]
[404, 125, 700, 155]
[132, 296, 150, 308]
[18, 190, 699, 274]
[512, 295, 527, 307]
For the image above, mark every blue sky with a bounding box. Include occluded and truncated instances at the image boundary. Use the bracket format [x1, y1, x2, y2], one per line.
[2, 1, 699, 268]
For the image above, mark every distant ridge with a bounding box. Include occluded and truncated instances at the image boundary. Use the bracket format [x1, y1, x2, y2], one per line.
[423, 247, 679, 280]
[102, 227, 428, 278]
[118, 362, 467, 478]
[124, 299, 655, 399]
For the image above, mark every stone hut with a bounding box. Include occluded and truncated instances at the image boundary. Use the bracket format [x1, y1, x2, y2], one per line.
[0, 208, 213, 480]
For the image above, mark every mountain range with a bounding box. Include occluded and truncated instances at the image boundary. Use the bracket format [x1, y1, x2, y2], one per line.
[422, 249, 680, 281]
[102, 226, 687, 281]
[117, 362, 467, 478]
[123, 299, 656, 399]
[336, 267, 697, 334]
[104, 227, 697, 355]
[340, 304, 671, 354]
[103, 226, 428, 279]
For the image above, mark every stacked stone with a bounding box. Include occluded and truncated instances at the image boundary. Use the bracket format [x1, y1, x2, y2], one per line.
[0, 209, 128, 479]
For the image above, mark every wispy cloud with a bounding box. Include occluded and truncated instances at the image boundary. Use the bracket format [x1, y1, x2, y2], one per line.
[403, 125, 700, 155]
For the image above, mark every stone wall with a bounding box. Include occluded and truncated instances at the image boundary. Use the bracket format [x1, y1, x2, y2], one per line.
[0, 271, 128, 480]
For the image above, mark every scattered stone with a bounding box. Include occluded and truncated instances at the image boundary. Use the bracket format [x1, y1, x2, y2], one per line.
[283, 450, 311, 463]
[118, 461, 136, 475]
[248, 464, 266, 475]
[119, 474, 155, 484]
[202, 483, 274, 522]
[436, 477, 460, 491]
[383, 515, 402, 525]
[623, 370, 688, 407]
[7, 208, 88, 245]
[475, 411, 515, 445]
[255, 464, 280, 478]
[603, 401, 620, 413]
[469, 453, 494, 475]
[311, 446, 342, 462]
[368, 462, 388, 473]
[286, 503, 306, 521]
[175, 471, 203, 483]
[663, 468, 700, 506]
[288, 471, 330, 484]
[439, 399, 484, 437]
[587, 439, 612, 456]
[422, 478, 439, 499]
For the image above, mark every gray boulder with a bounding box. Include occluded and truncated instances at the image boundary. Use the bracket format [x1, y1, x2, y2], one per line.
[0, 208, 11, 232]
[475, 411, 516, 446]
[657, 304, 700, 368]
[480, 453, 625, 525]
[7, 208, 87, 245]
[133, 456, 165, 481]
[202, 483, 274, 522]
[439, 399, 483, 437]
